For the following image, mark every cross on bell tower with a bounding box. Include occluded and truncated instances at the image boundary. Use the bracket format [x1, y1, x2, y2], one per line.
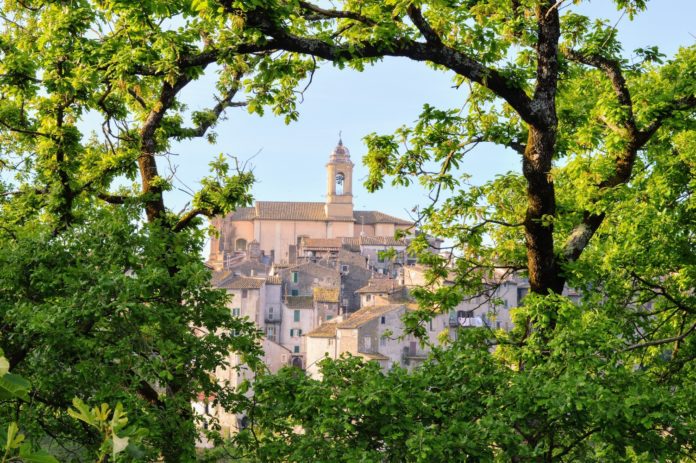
[325, 137, 354, 219]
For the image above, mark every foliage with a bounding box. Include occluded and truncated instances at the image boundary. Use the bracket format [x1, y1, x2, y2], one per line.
[0, 0, 268, 460]
[0, 0, 694, 461]
[0, 352, 149, 463]
[233, 322, 694, 462]
[179, 0, 695, 461]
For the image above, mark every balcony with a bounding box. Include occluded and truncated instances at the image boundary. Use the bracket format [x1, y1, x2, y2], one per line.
[449, 312, 488, 328]
[264, 310, 282, 323]
[459, 316, 487, 328]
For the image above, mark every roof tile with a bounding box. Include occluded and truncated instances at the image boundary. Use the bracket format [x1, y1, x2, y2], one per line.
[337, 304, 405, 329]
[353, 210, 412, 226]
[305, 321, 338, 338]
[226, 203, 412, 225]
[313, 287, 340, 303]
[219, 276, 266, 290]
[285, 296, 314, 309]
[355, 279, 404, 294]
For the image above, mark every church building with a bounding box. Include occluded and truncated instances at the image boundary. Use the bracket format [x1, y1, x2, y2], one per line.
[208, 140, 413, 268]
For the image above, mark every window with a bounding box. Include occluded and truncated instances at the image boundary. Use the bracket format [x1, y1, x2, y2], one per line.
[326, 315, 333, 321]
[335, 172, 345, 195]
[429, 319, 433, 331]
[232, 308, 241, 317]
[267, 326, 275, 336]
[380, 337, 387, 347]
[294, 310, 300, 322]
[291, 289, 299, 296]
[364, 336, 372, 350]
[235, 238, 247, 251]
[292, 271, 299, 283]
[380, 316, 386, 324]
[290, 329, 303, 337]
[341, 265, 349, 273]
[293, 345, 300, 353]
[328, 338, 334, 346]
[366, 294, 372, 302]
[517, 287, 528, 305]
[242, 289, 248, 299]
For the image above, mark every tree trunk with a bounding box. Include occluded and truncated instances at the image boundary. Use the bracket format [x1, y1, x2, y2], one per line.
[523, 126, 563, 296]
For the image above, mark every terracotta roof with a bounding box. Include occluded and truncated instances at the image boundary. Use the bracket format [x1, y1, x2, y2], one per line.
[337, 304, 404, 329]
[353, 210, 412, 226]
[224, 260, 269, 276]
[285, 296, 314, 309]
[211, 270, 233, 286]
[302, 238, 342, 249]
[228, 207, 256, 220]
[314, 287, 340, 303]
[360, 236, 408, 246]
[305, 321, 338, 338]
[355, 279, 404, 294]
[225, 203, 411, 225]
[220, 276, 266, 290]
[341, 236, 408, 249]
[256, 202, 327, 221]
[266, 275, 282, 285]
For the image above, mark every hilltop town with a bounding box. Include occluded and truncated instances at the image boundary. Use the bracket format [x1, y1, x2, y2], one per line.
[204, 140, 535, 434]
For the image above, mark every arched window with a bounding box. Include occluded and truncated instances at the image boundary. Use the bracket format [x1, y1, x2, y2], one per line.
[235, 238, 247, 251]
[335, 172, 345, 195]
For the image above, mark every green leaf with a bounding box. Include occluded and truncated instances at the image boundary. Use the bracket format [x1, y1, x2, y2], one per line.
[0, 373, 31, 401]
[67, 398, 97, 428]
[19, 445, 60, 463]
[113, 434, 130, 456]
[0, 356, 8, 377]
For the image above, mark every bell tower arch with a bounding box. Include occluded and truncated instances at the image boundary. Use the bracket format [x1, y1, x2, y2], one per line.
[325, 138, 354, 219]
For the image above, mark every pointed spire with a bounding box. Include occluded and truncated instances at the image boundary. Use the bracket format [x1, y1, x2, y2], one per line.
[330, 132, 350, 159]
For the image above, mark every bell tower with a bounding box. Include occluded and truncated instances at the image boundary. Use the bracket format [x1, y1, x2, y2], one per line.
[325, 138, 354, 219]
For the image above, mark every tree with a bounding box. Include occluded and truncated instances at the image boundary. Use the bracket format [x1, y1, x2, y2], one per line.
[0, 0, 293, 460]
[178, 0, 695, 460]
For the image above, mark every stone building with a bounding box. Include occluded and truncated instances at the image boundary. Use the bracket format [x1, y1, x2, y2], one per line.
[305, 303, 453, 379]
[207, 140, 413, 269]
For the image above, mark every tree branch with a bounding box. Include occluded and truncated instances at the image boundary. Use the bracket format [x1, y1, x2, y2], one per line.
[561, 54, 696, 263]
[622, 322, 696, 352]
[630, 272, 695, 315]
[97, 193, 130, 204]
[406, 5, 442, 46]
[172, 208, 206, 233]
[298, 1, 376, 25]
[639, 94, 696, 143]
[563, 49, 636, 135]
[170, 71, 247, 141]
[233, 5, 539, 126]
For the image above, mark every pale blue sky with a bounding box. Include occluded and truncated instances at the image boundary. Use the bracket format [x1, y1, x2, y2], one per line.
[165, 0, 695, 229]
